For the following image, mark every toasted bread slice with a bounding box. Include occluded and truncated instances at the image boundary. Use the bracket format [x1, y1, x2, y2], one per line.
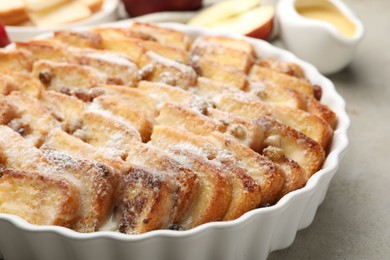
[307, 96, 337, 130]
[39, 91, 87, 133]
[216, 95, 333, 148]
[91, 87, 158, 119]
[73, 51, 139, 87]
[73, 111, 141, 159]
[0, 70, 43, 98]
[32, 60, 104, 92]
[156, 102, 263, 152]
[93, 95, 153, 142]
[0, 92, 59, 147]
[0, 49, 34, 73]
[139, 51, 197, 89]
[17, 40, 139, 88]
[93, 27, 134, 40]
[125, 141, 199, 225]
[42, 128, 126, 174]
[191, 38, 253, 72]
[194, 77, 243, 99]
[154, 147, 232, 229]
[262, 147, 306, 198]
[206, 108, 264, 152]
[93, 27, 134, 39]
[151, 125, 284, 206]
[192, 58, 247, 90]
[170, 149, 244, 226]
[0, 169, 81, 227]
[142, 40, 190, 64]
[95, 28, 189, 63]
[0, 74, 16, 96]
[0, 125, 43, 169]
[196, 36, 256, 57]
[258, 116, 325, 179]
[115, 165, 176, 234]
[137, 80, 200, 106]
[194, 77, 306, 110]
[0, 99, 17, 126]
[249, 65, 314, 97]
[0, 125, 119, 232]
[53, 30, 103, 49]
[247, 81, 307, 109]
[99, 37, 145, 65]
[257, 58, 306, 79]
[42, 150, 119, 232]
[15, 41, 72, 63]
[212, 153, 262, 221]
[130, 22, 191, 50]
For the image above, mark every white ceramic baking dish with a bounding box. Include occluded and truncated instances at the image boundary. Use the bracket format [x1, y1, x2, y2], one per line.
[0, 22, 350, 260]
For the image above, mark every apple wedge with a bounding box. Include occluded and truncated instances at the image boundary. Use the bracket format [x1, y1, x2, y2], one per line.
[188, 0, 261, 27]
[0, 21, 10, 47]
[211, 6, 275, 40]
[188, 1, 275, 41]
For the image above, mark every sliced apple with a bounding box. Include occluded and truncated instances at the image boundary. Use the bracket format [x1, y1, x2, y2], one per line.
[0, 21, 10, 47]
[211, 5, 275, 40]
[188, 0, 261, 27]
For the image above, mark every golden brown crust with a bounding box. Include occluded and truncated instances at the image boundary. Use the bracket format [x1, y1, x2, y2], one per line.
[53, 31, 103, 49]
[125, 142, 199, 225]
[192, 57, 247, 90]
[139, 51, 197, 89]
[0, 49, 34, 73]
[32, 60, 104, 91]
[93, 95, 153, 142]
[307, 96, 338, 130]
[216, 95, 333, 148]
[0, 70, 43, 98]
[191, 38, 253, 72]
[0, 169, 81, 227]
[130, 22, 191, 50]
[257, 58, 306, 79]
[258, 116, 326, 179]
[165, 149, 232, 229]
[42, 150, 119, 232]
[249, 65, 314, 96]
[116, 166, 176, 234]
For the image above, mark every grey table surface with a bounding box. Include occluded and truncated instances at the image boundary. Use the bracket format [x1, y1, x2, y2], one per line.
[269, 0, 390, 259]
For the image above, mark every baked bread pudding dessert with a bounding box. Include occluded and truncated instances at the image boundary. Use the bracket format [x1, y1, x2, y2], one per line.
[0, 22, 336, 235]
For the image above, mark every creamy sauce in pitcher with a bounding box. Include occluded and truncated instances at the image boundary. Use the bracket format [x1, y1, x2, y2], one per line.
[296, 0, 356, 37]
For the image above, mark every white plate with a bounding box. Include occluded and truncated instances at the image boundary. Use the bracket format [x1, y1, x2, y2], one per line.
[0, 22, 350, 260]
[5, 0, 119, 42]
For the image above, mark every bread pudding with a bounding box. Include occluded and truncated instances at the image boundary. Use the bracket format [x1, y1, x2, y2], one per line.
[0, 22, 336, 235]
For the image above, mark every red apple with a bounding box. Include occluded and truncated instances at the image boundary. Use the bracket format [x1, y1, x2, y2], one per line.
[188, 0, 275, 41]
[0, 21, 11, 47]
[213, 6, 275, 40]
[122, 0, 202, 17]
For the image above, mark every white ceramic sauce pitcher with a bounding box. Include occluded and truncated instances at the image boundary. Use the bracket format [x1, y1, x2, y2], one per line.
[277, 0, 364, 75]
